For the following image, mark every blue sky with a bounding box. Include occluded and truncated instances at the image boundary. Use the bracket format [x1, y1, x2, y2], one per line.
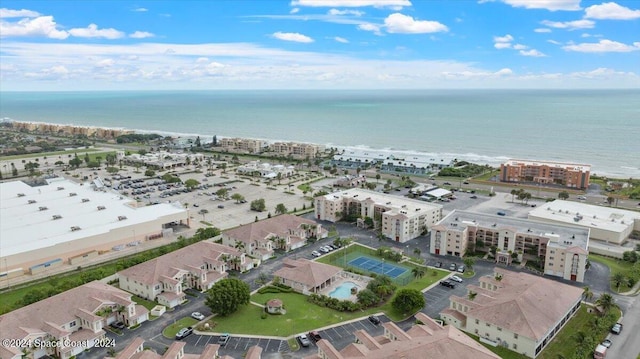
[1, 0, 639, 90]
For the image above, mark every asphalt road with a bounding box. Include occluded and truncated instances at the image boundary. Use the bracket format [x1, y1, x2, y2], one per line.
[604, 291, 640, 359]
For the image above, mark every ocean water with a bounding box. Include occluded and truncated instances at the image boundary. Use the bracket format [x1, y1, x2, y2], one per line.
[1, 90, 639, 178]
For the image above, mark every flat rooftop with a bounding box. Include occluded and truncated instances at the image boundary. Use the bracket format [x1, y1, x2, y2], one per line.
[504, 159, 591, 172]
[439, 210, 590, 251]
[322, 188, 442, 214]
[333, 148, 455, 167]
[529, 200, 640, 233]
[0, 179, 187, 258]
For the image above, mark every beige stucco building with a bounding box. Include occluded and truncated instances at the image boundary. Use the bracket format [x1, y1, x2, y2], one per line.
[441, 269, 583, 358]
[0, 282, 148, 359]
[219, 137, 264, 154]
[315, 188, 442, 243]
[274, 258, 342, 295]
[500, 159, 591, 189]
[269, 141, 323, 159]
[0, 179, 188, 281]
[117, 241, 249, 308]
[430, 210, 590, 282]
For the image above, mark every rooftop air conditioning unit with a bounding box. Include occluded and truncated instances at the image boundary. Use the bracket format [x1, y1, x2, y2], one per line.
[97, 206, 106, 211]
[52, 215, 62, 220]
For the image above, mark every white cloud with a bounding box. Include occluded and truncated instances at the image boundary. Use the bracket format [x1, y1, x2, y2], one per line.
[547, 39, 562, 45]
[95, 59, 116, 67]
[291, 0, 411, 8]
[495, 68, 514, 76]
[290, 7, 300, 14]
[541, 19, 595, 30]
[513, 44, 528, 50]
[494, 34, 514, 43]
[196, 57, 209, 63]
[563, 39, 640, 52]
[334, 36, 349, 43]
[484, 0, 581, 11]
[272, 31, 314, 43]
[585, 2, 640, 20]
[130, 31, 155, 39]
[384, 13, 448, 34]
[132, 7, 148, 12]
[494, 42, 512, 49]
[0, 8, 41, 18]
[0, 15, 69, 39]
[534, 28, 552, 33]
[358, 23, 382, 35]
[68, 24, 125, 39]
[328, 9, 364, 16]
[520, 49, 546, 56]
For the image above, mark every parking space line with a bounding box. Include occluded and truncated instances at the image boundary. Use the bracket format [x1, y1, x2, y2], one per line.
[331, 327, 343, 338]
[194, 335, 203, 346]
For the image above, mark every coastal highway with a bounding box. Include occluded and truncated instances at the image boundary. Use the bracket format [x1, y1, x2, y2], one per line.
[604, 293, 640, 359]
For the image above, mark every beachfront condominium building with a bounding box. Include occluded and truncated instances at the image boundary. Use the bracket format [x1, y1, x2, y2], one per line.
[0, 178, 188, 283]
[219, 137, 264, 153]
[0, 281, 148, 359]
[430, 210, 589, 282]
[221, 214, 327, 260]
[441, 269, 583, 358]
[500, 159, 591, 189]
[117, 241, 250, 308]
[315, 188, 443, 243]
[270, 141, 324, 159]
[305, 312, 500, 359]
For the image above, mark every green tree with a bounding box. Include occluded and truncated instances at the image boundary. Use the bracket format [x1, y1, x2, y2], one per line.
[275, 203, 287, 215]
[184, 179, 200, 190]
[363, 216, 374, 228]
[205, 278, 250, 316]
[250, 198, 266, 212]
[276, 172, 282, 185]
[510, 189, 518, 202]
[84, 153, 90, 164]
[595, 293, 615, 313]
[375, 173, 381, 183]
[216, 188, 229, 199]
[145, 169, 156, 177]
[356, 289, 379, 307]
[558, 191, 570, 200]
[582, 286, 594, 301]
[231, 193, 245, 203]
[87, 161, 100, 169]
[411, 267, 425, 279]
[607, 196, 615, 206]
[24, 161, 40, 175]
[622, 250, 638, 263]
[463, 257, 475, 271]
[611, 272, 626, 290]
[391, 288, 425, 314]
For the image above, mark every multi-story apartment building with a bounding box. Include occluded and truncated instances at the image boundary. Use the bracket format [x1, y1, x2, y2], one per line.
[441, 269, 583, 358]
[270, 142, 323, 159]
[221, 214, 327, 260]
[315, 188, 442, 243]
[219, 137, 264, 154]
[117, 241, 250, 308]
[306, 312, 500, 359]
[500, 159, 591, 189]
[0, 282, 148, 359]
[430, 210, 589, 282]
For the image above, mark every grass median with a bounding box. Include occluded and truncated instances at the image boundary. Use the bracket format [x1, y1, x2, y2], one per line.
[162, 317, 198, 338]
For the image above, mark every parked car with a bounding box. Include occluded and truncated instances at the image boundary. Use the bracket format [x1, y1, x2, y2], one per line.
[443, 182, 452, 185]
[319, 247, 330, 253]
[308, 331, 322, 342]
[191, 312, 205, 320]
[312, 250, 322, 257]
[297, 334, 311, 347]
[440, 280, 455, 288]
[470, 195, 478, 199]
[193, 203, 199, 207]
[450, 275, 463, 283]
[218, 333, 230, 346]
[324, 245, 334, 252]
[577, 196, 587, 200]
[110, 321, 126, 330]
[601, 339, 612, 348]
[463, 181, 470, 184]
[217, 205, 224, 209]
[368, 315, 381, 325]
[434, 262, 442, 268]
[175, 327, 193, 340]
[611, 323, 623, 334]
[497, 211, 506, 216]
[449, 263, 457, 271]
[328, 244, 338, 250]
[457, 265, 466, 273]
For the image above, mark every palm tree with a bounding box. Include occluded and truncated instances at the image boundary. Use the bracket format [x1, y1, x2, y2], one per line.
[468, 291, 477, 301]
[582, 286, 594, 301]
[595, 293, 615, 314]
[611, 272, 626, 290]
[463, 257, 475, 271]
[510, 189, 518, 203]
[411, 267, 425, 279]
[234, 241, 246, 252]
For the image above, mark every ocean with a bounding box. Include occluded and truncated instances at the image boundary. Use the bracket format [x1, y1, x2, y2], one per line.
[1, 90, 639, 178]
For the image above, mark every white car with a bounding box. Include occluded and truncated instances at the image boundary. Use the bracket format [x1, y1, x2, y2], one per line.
[319, 247, 330, 254]
[451, 275, 463, 283]
[311, 250, 322, 257]
[191, 312, 205, 320]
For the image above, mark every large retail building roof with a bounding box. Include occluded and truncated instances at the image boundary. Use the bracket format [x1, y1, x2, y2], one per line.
[0, 178, 186, 258]
[528, 200, 640, 233]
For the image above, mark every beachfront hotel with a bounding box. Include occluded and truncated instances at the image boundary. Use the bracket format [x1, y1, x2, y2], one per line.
[219, 137, 264, 153]
[430, 210, 589, 282]
[0, 178, 188, 282]
[440, 269, 583, 358]
[269, 141, 324, 159]
[499, 159, 591, 189]
[315, 188, 443, 243]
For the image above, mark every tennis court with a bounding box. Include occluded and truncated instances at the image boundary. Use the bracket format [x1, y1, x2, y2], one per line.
[348, 256, 408, 278]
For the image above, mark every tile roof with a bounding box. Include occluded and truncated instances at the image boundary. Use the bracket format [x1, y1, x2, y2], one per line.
[455, 269, 583, 340]
[118, 241, 242, 285]
[274, 258, 342, 288]
[224, 214, 320, 243]
[0, 281, 135, 341]
[244, 345, 263, 359]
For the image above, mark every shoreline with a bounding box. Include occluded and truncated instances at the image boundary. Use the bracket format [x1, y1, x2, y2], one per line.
[2, 118, 638, 179]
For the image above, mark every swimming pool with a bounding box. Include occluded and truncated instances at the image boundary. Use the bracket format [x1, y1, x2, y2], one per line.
[328, 281, 359, 299]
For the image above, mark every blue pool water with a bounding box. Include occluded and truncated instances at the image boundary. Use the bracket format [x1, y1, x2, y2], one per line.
[328, 281, 359, 299]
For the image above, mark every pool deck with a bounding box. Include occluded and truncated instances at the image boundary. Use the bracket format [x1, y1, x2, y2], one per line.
[320, 272, 371, 302]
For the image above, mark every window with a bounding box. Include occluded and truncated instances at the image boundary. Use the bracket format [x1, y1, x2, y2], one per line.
[486, 323, 490, 327]
[475, 319, 479, 324]
[69, 320, 77, 327]
[514, 333, 519, 339]
[513, 344, 518, 350]
[497, 327, 502, 331]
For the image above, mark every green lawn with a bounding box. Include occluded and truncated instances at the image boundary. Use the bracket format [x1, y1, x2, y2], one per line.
[589, 254, 637, 292]
[162, 317, 198, 338]
[132, 295, 158, 311]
